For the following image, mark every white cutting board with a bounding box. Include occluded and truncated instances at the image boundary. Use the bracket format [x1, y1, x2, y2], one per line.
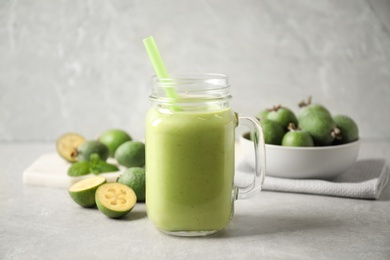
[23, 153, 126, 189]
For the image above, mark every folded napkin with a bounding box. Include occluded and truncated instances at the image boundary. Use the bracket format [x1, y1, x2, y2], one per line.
[236, 158, 389, 200]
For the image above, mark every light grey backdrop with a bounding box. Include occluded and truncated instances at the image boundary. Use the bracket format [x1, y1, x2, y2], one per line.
[1, 0, 390, 141]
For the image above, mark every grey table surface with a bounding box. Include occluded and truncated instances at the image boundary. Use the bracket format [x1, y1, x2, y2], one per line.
[1, 140, 390, 260]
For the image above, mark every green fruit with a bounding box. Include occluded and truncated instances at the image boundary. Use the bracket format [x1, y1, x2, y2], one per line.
[98, 129, 132, 157]
[298, 104, 337, 146]
[333, 115, 359, 144]
[95, 183, 137, 218]
[118, 167, 145, 202]
[115, 141, 145, 167]
[258, 119, 285, 145]
[67, 161, 90, 177]
[256, 109, 269, 120]
[282, 130, 314, 147]
[68, 176, 106, 207]
[297, 104, 331, 121]
[56, 133, 86, 162]
[77, 141, 109, 162]
[266, 105, 298, 130]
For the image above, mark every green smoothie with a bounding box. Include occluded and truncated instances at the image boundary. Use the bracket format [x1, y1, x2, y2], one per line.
[145, 106, 237, 233]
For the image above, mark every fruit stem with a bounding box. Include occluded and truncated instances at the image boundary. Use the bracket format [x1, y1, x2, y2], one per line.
[298, 96, 312, 108]
[287, 123, 297, 131]
[331, 127, 342, 140]
[268, 104, 282, 112]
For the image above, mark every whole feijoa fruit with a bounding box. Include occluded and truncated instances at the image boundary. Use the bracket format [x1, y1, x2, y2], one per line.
[115, 141, 145, 167]
[297, 103, 338, 146]
[77, 141, 109, 162]
[117, 167, 145, 202]
[98, 129, 132, 157]
[266, 105, 298, 130]
[333, 115, 359, 144]
[256, 109, 270, 120]
[258, 119, 285, 145]
[297, 103, 332, 122]
[281, 123, 314, 147]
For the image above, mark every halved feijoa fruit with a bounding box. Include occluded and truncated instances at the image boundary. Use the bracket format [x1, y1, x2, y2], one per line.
[56, 133, 86, 162]
[68, 176, 106, 207]
[95, 183, 137, 218]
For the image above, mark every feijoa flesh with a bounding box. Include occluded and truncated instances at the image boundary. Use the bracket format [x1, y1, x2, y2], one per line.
[68, 176, 106, 207]
[56, 133, 86, 162]
[95, 183, 137, 218]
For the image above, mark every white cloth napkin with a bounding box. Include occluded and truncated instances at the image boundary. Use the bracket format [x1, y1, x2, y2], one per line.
[236, 158, 389, 200]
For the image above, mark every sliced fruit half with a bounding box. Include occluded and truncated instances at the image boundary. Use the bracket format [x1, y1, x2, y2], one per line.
[68, 176, 106, 207]
[56, 133, 86, 162]
[95, 183, 137, 218]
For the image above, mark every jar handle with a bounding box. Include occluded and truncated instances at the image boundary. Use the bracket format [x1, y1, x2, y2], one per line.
[235, 114, 266, 200]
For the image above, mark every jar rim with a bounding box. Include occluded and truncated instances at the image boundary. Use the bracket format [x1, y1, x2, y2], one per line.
[151, 73, 228, 82]
[150, 72, 231, 103]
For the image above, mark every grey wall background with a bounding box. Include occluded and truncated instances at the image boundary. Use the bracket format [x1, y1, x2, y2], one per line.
[1, 0, 390, 142]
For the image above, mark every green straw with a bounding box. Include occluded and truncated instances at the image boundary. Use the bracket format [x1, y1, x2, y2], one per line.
[143, 36, 179, 99]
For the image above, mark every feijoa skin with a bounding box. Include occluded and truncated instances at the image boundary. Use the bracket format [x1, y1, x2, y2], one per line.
[266, 105, 298, 130]
[77, 141, 109, 162]
[117, 167, 145, 202]
[258, 119, 285, 145]
[98, 129, 132, 157]
[333, 115, 359, 144]
[68, 176, 106, 207]
[282, 130, 314, 147]
[115, 141, 145, 168]
[256, 109, 269, 120]
[298, 104, 337, 146]
[297, 104, 332, 122]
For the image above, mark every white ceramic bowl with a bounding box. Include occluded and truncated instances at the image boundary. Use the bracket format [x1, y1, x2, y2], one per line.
[239, 133, 360, 179]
